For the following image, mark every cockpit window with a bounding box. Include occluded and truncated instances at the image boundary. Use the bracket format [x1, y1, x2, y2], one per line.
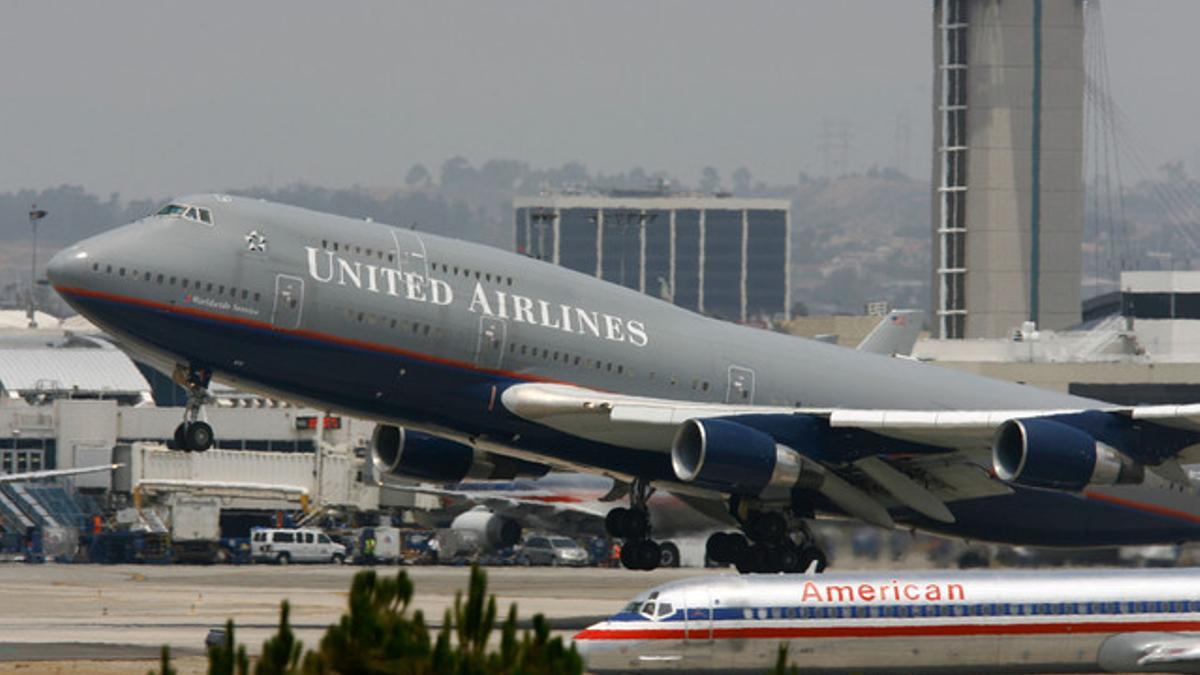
[657, 603, 673, 617]
[157, 203, 214, 225]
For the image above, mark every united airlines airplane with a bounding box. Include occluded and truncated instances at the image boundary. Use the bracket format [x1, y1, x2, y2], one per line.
[574, 569, 1200, 673]
[44, 195, 1200, 572]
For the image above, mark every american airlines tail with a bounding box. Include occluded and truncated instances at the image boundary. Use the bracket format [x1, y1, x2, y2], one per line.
[574, 568, 1200, 674]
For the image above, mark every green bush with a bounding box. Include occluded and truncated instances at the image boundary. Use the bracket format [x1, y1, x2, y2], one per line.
[153, 564, 582, 675]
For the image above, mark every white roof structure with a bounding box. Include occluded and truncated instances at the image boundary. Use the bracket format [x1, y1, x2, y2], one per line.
[0, 347, 151, 396]
[0, 310, 59, 329]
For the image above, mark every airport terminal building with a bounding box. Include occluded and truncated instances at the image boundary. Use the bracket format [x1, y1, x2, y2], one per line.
[514, 191, 791, 323]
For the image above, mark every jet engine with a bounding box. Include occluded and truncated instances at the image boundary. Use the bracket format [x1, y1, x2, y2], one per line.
[450, 507, 522, 550]
[992, 418, 1143, 491]
[670, 418, 801, 498]
[371, 425, 549, 483]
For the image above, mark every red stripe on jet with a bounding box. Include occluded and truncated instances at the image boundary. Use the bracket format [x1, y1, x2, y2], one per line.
[55, 284, 576, 387]
[1083, 490, 1200, 525]
[573, 619, 1200, 641]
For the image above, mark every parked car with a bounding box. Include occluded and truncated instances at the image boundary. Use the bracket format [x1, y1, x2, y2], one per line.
[517, 535, 589, 567]
[251, 528, 346, 565]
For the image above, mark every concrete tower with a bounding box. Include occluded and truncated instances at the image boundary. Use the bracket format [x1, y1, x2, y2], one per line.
[932, 0, 1084, 339]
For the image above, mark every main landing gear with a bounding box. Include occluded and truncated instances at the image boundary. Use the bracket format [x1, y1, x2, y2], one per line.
[605, 479, 679, 571]
[172, 364, 214, 452]
[705, 505, 828, 574]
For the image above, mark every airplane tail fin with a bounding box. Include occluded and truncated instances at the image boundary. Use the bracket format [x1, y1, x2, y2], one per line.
[857, 309, 923, 357]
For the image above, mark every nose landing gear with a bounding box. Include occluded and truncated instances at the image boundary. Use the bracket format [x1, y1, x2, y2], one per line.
[172, 364, 215, 452]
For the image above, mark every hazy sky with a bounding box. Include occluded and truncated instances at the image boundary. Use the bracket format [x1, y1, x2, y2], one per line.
[1, 1, 1195, 198]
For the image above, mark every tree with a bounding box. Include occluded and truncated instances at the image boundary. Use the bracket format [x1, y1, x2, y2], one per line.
[732, 166, 752, 195]
[405, 164, 432, 188]
[156, 565, 583, 675]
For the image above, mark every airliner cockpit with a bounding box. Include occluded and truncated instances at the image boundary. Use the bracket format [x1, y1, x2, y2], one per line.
[156, 202, 213, 225]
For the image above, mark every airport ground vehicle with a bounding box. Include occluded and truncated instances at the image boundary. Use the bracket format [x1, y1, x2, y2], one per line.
[250, 528, 346, 564]
[576, 568, 1200, 673]
[518, 535, 590, 566]
[169, 495, 221, 563]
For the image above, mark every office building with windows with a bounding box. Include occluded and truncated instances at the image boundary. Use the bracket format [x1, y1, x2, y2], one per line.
[514, 191, 791, 323]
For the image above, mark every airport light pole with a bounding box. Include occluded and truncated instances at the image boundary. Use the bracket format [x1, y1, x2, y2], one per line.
[27, 206, 47, 329]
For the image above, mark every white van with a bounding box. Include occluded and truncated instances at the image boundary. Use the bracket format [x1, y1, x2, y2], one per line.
[251, 528, 346, 565]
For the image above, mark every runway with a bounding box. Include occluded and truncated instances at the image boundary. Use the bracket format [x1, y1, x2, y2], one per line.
[0, 563, 710, 674]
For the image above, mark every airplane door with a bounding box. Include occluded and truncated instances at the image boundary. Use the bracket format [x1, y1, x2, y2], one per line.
[683, 587, 713, 666]
[475, 317, 507, 369]
[391, 229, 429, 278]
[725, 366, 755, 404]
[272, 275, 304, 329]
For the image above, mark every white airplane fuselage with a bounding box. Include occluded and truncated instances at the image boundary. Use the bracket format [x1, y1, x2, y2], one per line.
[575, 569, 1200, 673]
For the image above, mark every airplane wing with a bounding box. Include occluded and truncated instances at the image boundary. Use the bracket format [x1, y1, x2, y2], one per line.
[0, 464, 122, 483]
[500, 383, 1200, 528]
[381, 482, 610, 519]
[856, 309, 923, 356]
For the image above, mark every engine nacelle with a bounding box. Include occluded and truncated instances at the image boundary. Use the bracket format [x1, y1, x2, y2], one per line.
[992, 418, 1143, 491]
[450, 508, 522, 550]
[671, 418, 801, 497]
[371, 425, 549, 483]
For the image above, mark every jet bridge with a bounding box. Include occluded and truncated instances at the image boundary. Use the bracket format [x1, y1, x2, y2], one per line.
[116, 442, 378, 512]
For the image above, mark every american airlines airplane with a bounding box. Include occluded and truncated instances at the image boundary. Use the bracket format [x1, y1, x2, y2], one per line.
[574, 569, 1200, 673]
[44, 194, 1200, 572]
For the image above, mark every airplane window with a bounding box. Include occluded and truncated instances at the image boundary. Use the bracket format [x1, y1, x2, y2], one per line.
[157, 204, 187, 216]
[423, 325, 431, 336]
[206, 283, 213, 292]
[169, 276, 176, 285]
[241, 290, 248, 300]
[143, 271, 151, 281]
[229, 286, 236, 297]
[355, 247, 361, 254]
[364, 248, 372, 257]
[485, 273, 492, 282]
[156, 274, 164, 284]
[119, 267, 126, 276]
[182, 280, 189, 289]
[322, 240, 328, 249]
[390, 319, 397, 328]
[92, 263, 99, 272]
[106, 265, 112, 273]
[184, 207, 198, 220]
[474, 271, 481, 279]
[333, 243, 339, 251]
[702, 381, 710, 391]
[520, 346, 527, 355]
[254, 292, 261, 302]
[357, 312, 364, 322]
[198, 209, 212, 224]
[657, 603, 672, 617]
[507, 278, 513, 286]
[616, 365, 623, 374]
[573, 356, 580, 366]
[218, 285, 225, 294]
[388, 253, 394, 262]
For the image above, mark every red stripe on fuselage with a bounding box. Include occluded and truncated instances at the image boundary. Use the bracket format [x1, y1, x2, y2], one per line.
[55, 284, 575, 387]
[573, 618, 1200, 641]
[1083, 490, 1200, 525]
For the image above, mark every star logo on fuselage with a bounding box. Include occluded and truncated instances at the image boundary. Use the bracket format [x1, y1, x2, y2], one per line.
[245, 230, 267, 253]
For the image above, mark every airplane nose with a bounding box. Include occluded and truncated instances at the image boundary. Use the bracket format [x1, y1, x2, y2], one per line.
[46, 246, 83, 289]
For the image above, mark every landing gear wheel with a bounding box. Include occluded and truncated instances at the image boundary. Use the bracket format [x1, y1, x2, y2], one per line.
[623, 508, 650, 540]
[634, 540, 661, 571]
[605, 508, 630, 539]
[173, 423, 189, 451]
[748, 510, 787, 543]
[658, 542, 681, 568]
[185, 421, 214, 452]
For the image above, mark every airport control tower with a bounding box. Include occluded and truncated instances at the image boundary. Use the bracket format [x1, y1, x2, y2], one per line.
[932, 0, 1084, 339]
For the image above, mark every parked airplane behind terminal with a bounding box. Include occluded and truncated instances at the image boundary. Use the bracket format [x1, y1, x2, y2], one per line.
[575, 569, 1200, 673]
[44, 195, 1200, 573]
